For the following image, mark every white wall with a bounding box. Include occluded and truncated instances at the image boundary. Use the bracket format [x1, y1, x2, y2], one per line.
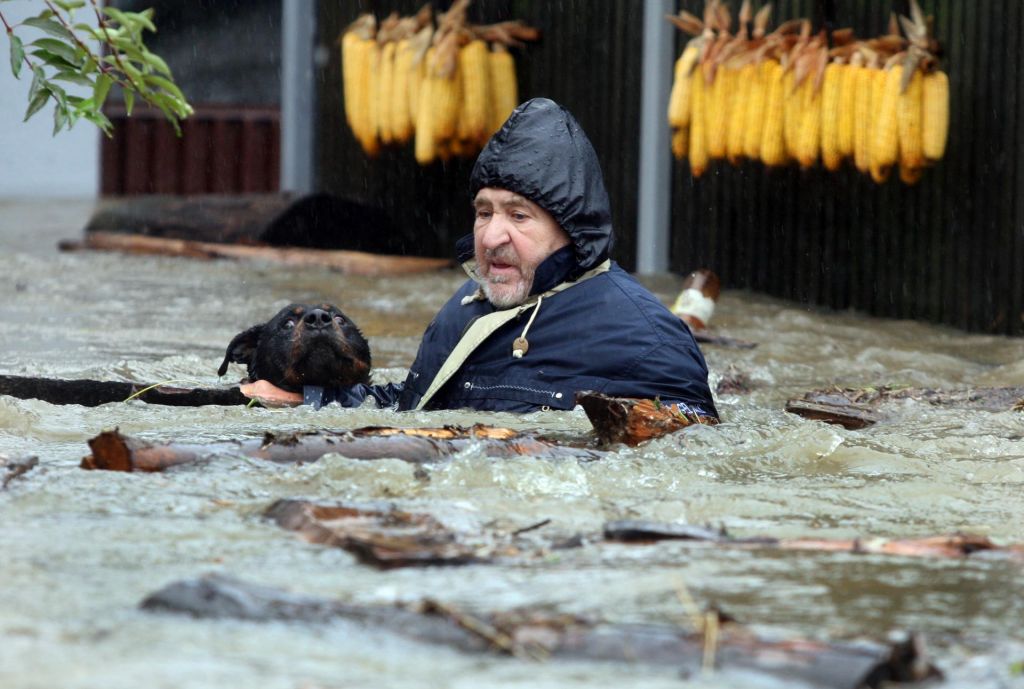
[0, 0, 98, 198]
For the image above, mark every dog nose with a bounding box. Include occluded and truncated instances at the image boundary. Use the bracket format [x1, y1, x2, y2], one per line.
[303, 309, 332, 329]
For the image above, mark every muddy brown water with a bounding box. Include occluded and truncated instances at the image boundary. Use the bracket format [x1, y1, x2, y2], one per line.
[1, 199, 1023, 689]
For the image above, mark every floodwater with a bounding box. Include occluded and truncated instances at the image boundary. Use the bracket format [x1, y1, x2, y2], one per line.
[1, 198, 1023, 689]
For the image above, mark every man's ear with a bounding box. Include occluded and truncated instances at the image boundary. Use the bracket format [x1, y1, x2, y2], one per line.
[217, 324, 263, 377]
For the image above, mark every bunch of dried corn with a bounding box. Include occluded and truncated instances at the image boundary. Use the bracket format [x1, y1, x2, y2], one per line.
[667, 0, 948, 185]
[340, 1, 537, 164]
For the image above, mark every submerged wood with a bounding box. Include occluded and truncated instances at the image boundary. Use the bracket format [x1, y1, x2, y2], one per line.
[266, 499, 483, 568]
[80, 426, 602, 472]
[60, 232, 453, 276]
[787, 386, 1024, 429]
[141, 574, 938, 688]
[0, 374, 247, 407]
[576, 391, 717, 446]
[603, 520, 1024, 562]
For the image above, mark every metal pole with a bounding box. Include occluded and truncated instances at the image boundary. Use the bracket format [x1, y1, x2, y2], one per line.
[635, 0, 675, 274]
[280, 0, 315, 193]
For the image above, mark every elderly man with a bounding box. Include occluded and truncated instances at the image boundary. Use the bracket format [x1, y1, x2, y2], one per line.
[243, 98, 717, 418]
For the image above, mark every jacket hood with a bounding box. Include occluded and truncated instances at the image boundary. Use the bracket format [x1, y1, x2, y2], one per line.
[469, 98, 614, 276]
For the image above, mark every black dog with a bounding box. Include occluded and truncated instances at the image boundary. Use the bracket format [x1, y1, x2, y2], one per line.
[218, 303, 371, 392]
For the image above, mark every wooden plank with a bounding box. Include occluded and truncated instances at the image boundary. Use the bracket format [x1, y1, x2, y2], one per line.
[0, 374, 247, 407]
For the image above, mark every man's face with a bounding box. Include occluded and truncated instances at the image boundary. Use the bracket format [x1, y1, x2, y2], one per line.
[472, 188, 571, 307]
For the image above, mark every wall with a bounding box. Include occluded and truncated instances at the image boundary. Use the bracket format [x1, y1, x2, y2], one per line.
[0, 1, 99, 198]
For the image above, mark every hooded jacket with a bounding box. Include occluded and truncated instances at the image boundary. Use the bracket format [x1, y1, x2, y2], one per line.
[307, 98, 717, 418]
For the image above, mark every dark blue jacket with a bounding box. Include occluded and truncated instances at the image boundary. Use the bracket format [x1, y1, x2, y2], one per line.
[306, 98, 717, 418]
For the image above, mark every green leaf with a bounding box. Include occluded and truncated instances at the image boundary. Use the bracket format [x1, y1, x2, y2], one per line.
[52, 101, 68, 135]
[29, 48, 78, 72]
[23, 88, 50, 122]
[143, 73, 187, 104]
[29, 37, 81, 66]
[140, 48, 170, 77]
[54, 0, 87, 11]
[82, 109, 113, 137]
[27, 65, 45, 103]
[53, 69, 93, 87]
[8, 33, 24, 79]
[22, 16, 75, 42]
[123, 88, 134, 115]
[93, 73, 112, 108]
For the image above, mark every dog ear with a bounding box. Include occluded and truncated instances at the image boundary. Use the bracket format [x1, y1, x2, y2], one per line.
[217, 324, 263, 377]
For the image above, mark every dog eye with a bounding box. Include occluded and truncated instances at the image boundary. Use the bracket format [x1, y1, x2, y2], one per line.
[333, 314, 346, 324]
[283, 319, 296, 329]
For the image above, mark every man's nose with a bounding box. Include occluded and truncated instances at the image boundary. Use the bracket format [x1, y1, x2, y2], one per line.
[479, 214, 511, 249]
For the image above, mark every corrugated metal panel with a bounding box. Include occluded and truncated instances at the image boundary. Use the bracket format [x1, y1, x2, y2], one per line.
[668, 0, 1024, 334]
[101, 106, 280, 196]
[314, 0, 643, 264]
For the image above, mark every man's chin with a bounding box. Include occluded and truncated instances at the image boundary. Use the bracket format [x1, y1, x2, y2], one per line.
[483, 281, 529, 308]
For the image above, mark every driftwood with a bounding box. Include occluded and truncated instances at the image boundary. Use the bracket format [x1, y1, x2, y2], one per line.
[786, 386, 1024, 429]
[604, 520, 1024, 562]
[576, 391, 717, 446]
[79, 192, 439, 256]
[266, 499, 486, 568]
[0, 374, 246, 407]
[1, 454, 38, 489]
[141, 574, 938, 688]
[80, 426, 603, 472]
[60, 231, 453, 276]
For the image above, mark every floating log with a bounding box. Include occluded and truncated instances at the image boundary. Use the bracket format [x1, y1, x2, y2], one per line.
[266, 499, 485, 568]
[786, 386, 1024, 429]
[141, 574, 938, 688]
[576, 391, 718, 446]
[0, 374, 247, 407]
[60, 231, 453, 276]
[784, 399, 883, 430]
[80, 425, 603, 472]
[80, 193, 432, 255]
[1, 454, 38, 489]
[603, 520, 1024, 562]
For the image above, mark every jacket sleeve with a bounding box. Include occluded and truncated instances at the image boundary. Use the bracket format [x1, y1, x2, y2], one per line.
[302, 383, 405, 410]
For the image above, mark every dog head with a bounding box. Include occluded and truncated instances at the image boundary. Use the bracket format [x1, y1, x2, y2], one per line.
[217, 303, 371, 392]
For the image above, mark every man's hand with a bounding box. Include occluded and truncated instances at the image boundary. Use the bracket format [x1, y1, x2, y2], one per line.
[239, 380, 303, 408]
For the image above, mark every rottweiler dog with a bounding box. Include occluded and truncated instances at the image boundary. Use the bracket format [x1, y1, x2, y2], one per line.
[218, 303, 371, 392]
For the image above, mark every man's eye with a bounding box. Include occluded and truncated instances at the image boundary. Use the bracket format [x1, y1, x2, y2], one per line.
[512, 212, 528, 221]
[476, 210, 491, 219]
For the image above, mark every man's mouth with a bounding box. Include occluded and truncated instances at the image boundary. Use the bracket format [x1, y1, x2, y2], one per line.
[487, 262, 519, 278]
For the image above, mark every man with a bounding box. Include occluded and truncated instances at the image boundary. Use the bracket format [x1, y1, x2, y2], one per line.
[243, 98, 717, 418]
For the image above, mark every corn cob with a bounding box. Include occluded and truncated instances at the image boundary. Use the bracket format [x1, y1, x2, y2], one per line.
[706, 65, 731, 159]
[689, 67, 709, 177]
[760, 60, 787, 166]
[870, 63, 902, 182]
[796, 75, 821, 168]
[362, 40, 382, 155]
[390, 39, 414, 144]
[457, 39, 491, 144]
[488, 43, 518, 135]
[429, 47, 461, 142]
[341, 30, 361, 133]
[672, 127, 689, 160]
[783, 69, 801, 160]
[377, 40, 397, 145]
[922, 69, 949, 161]
[819, 62, 843, 170]
[853, 64, 874, 173]
[414, 48, 437, 164]
[837, 60, 858, 157]
[727, 63, 754, 163]
[668, 43, 700, 129]
[898, 66, 924, 170]
[742, 60, 769, 159]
